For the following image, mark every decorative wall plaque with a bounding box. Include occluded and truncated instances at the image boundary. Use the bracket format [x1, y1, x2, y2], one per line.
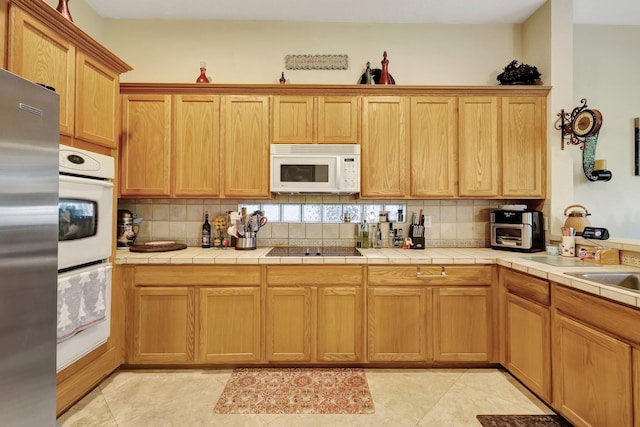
[285, 54, 348, 70]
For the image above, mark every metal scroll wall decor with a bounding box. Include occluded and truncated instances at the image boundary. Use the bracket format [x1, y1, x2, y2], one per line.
[555, 98, 612, 182]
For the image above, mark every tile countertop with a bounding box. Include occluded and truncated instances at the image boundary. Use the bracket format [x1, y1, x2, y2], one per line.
[115, 247, 640, 309]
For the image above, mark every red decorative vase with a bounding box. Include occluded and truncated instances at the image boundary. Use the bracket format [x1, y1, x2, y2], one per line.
[279, 72, 286, 84]
[378, 51, 392, 85]
[196, 67, 208, 83]
[56, 0, 73, 22]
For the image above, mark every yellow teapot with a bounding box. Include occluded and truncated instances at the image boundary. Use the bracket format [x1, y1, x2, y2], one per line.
[563, 204, 591, 235]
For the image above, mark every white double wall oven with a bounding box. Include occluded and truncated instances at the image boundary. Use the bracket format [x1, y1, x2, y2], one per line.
[57, 145, 114, 372]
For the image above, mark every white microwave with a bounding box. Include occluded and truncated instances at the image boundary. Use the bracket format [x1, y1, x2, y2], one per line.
[270, 144, 360, 194]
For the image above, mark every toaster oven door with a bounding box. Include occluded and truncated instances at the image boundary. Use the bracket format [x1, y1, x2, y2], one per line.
[491, 223, 533, 250]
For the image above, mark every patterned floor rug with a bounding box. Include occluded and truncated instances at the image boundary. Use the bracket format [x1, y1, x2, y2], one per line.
[476, 415, 574, 427]
[214, 367, 375, 415]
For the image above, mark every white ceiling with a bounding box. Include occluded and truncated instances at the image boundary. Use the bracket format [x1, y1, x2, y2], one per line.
[85, 0, 640, 25]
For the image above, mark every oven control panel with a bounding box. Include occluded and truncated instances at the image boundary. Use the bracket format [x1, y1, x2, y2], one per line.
[59, 145, 114, 180]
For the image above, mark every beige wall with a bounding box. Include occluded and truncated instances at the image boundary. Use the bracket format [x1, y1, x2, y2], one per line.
[103, 20, 520, 85]
[573, 24, 640, 239]
[43, 0, 107, 43]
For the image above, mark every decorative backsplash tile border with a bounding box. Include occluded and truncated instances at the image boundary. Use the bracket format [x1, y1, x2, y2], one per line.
[621, 251, 640, 267]
[117, 196, 517, 248]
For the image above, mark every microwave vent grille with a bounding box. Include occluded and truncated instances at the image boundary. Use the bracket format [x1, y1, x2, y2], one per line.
[270, 144, 360, 156]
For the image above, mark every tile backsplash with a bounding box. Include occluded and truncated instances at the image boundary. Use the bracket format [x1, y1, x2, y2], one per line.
[117, 196, 516, 248]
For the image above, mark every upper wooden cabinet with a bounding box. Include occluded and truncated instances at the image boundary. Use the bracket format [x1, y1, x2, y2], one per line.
[74, 51, 120, 147]
[174, 95, 221, 197]
[458, 96, 500, 197]
[8, 7, 75, 136]
[501, 96, 546, 198]
[361, 96, 409, 198]
[221, 95, 270, 198]
[272, 95, 360, 144]
[7, 2, 131, 149]
[410, 96, 458, 198]
[120, 94, 222, 198]
[120, 94, 172, 197]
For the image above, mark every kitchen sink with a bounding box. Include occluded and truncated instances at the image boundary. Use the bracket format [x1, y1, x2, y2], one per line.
[564, 272, 640, 292]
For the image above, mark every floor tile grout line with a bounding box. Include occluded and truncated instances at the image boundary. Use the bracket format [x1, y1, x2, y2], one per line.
[413, 368, 471, 427]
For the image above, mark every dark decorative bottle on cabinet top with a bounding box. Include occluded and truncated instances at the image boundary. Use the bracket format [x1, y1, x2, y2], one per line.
[56, 0, 73, 22]
[202, 211, 211, 248]
[279, 72, 286, 84]
[196, 62, 209, 83]
[378, 51, 392, 85]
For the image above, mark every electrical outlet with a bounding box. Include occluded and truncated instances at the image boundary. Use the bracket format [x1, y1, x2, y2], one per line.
[424, 216, 432, 228]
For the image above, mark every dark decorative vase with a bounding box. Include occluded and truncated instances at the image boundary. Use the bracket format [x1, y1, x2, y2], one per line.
[378, 51, 392, 85]
[56, 0, 73, 22]
[279, 72, 286, 84]
[196, 63, 208, 83]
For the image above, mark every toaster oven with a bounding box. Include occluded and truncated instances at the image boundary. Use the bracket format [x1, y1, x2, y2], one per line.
[490, 210, 544, 252]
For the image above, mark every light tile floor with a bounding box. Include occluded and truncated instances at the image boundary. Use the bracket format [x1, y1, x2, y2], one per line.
[57, 368, 554, 426]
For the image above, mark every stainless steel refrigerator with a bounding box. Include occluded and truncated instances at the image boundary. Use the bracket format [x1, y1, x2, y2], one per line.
[0, 68, 59, 425]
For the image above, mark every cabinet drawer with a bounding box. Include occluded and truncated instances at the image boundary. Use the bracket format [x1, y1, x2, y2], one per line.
[553, 284, 640, 346]
[503, 268, 549, 306]
[368, 265, 492, 286]
[267, 266, 363, 286]
[135, 265, 260, 286]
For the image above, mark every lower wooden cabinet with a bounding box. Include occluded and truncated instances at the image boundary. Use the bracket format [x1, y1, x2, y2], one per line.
[553, 313, 632, 427]
[265, 266, 365, 363]
[128, 265, 261, 364]
[634, 349, 640, 427]
[501, 268, 551, 402]
[552, 284, 640, 427]
[199, 287, 261, 363]
[317, 287, 363, 362]
[367, 287, 430, 362]
[433, 287, 493, 362]
[367, 265, 495, 363]
[265, 287, 313, 362]
[504, 293, 551, 400]
[132, 287, 195, 363]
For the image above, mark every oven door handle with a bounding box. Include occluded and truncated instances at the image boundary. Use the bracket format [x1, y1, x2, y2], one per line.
[60, 174, 114, 188]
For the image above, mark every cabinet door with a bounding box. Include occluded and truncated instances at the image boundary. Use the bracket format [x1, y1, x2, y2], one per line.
[501, 96, 546, 197]
[221, 96, 270, 198]
[634, 349, 640, 427]
[553, 313, 632, 427]
[199, 287, 261, 363]
[74, 51, 119, 148]
[317, 287, 363, 362]
[174, 95, 221, 197]
[266, 287, 312, 362]
[131, 287, 195, 363]
[367, 287, 430, 362]
[433, 287, 492, 362]
[120, 95, 172, 197]
[272, 96, 314, 143]
[361, 96, 409, 198]
[458, 96, 499, 197]
[317, 96, 360, 144]
[410, 96, 457, 197]
[505, 293, 551, 401]
[8, 6, 75, 136]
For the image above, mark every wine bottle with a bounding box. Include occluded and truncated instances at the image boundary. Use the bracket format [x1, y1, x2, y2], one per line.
[202, 211, 211, 248]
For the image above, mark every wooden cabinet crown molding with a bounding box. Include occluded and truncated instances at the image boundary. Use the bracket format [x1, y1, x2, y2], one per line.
[120, 83, 551, 97]
[9, 0, 131, 74]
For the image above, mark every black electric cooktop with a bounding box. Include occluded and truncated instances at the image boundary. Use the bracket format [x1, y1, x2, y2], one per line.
[266, 247, 362, 257]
